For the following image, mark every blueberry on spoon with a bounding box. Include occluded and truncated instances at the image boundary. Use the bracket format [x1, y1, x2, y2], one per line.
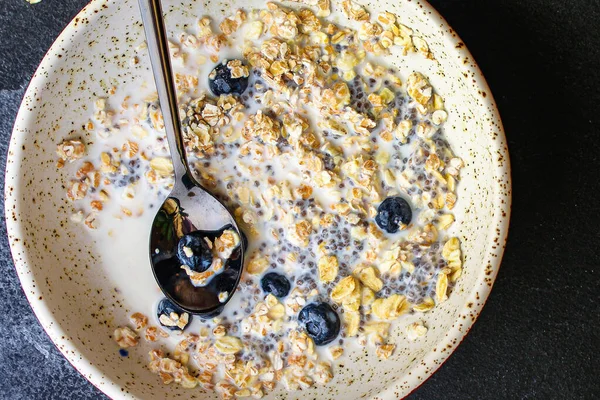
[298, 302, 340, 345]
[177, 232, 213, 272]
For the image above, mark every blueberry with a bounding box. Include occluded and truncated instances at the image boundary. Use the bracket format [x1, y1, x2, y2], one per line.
[208, 60, 249, 96]
[157, 298, 191, 331]
[260, 272, 291, 298]
[298, 302, 340, 346]
[177, 232, 212, 272]
[375, 196, 412, 233]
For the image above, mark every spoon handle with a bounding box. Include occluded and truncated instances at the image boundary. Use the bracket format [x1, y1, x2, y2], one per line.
[138, 0, 189, 181]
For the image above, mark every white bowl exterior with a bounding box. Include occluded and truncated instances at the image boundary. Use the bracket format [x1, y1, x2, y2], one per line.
[5, 0, 511, 399]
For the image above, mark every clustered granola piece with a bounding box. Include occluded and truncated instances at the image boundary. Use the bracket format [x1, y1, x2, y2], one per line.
[113, 326, 139, 348]
[56, 139, 86, 167]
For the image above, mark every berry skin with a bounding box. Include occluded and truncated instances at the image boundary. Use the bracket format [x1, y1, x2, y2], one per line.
[176, 232, 213, 272]
[260, 272, 291, 298]
[208, 60, 249, 96]
[298, 302, 340, 346]
[375, 196, 412, 233]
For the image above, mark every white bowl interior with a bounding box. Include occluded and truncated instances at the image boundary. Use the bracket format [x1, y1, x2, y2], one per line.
[5, 0, 510, 398]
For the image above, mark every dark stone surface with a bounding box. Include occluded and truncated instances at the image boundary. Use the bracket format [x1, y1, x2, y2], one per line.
[1, 0, 599, 399]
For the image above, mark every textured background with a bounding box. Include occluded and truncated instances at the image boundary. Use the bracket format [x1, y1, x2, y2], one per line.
[1, 0, 599, 399]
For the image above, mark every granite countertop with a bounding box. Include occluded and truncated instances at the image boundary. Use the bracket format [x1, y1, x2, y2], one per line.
[1, 0, 599, 398]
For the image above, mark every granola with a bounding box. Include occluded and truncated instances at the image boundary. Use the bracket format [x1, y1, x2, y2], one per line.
[59, 1, 466, 398]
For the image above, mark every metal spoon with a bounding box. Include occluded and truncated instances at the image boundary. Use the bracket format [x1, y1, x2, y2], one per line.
[138, 0, 245, 316]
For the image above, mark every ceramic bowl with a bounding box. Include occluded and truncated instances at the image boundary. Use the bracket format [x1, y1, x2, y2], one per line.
[5, 0, 511, 398]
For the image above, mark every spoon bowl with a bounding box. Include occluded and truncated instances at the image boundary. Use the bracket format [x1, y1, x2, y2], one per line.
[139, 0, 245, 315]
[150, 184, 245, 316]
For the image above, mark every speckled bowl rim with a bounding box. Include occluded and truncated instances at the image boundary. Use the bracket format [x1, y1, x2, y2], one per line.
[5, 0, 511, 398]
